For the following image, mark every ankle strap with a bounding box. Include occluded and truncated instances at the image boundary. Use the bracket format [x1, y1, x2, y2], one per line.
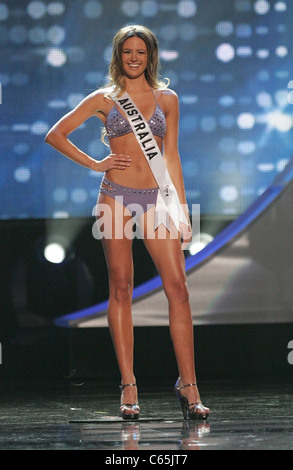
[175, 382, 197, 390]
[119, 383, 137, 391]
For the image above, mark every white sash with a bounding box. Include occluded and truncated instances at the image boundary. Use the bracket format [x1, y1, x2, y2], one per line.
[113, 91, 189, 231]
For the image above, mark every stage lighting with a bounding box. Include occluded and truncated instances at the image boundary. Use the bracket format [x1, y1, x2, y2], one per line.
[47, 2, 65, 16]
[35, 235, 74, 266]
[264, 110, 292, 133]
[216, 43, 235, 63]
[17, 235, 95, 319]
[27, 1, 47, 19]
[288, 92, 293, 105]
[237, 113, 255, 129]
[177, 0, 197, 18]
[220, 185, 239, 203]
[44, 242, 66, 264]
[14, 166, 31, 183]
[275, 2, 287, 12]
[256, 91, 273, 108]
[256, 49, 269, 59]
[276, 46, 288, 58]
[46, 48, 67, 67]
[216, 21, 234, 37]
[121, 0, 140, 17]
[189, 233, 214, 256]
[254, 0, 270, 15]
[160, 50, 179, 61]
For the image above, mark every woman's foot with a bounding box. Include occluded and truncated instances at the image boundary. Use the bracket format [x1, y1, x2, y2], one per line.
[175, 378, 210, 420]
[120, 383, 140, 420]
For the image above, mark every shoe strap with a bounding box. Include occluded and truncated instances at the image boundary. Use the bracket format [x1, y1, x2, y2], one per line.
[119, 383, 137, 392]
[120, 404, 140, 410]
[176, 382, 197, 390]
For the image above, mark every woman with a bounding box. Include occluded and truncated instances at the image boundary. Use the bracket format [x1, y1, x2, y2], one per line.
[45, 25, 209, 421]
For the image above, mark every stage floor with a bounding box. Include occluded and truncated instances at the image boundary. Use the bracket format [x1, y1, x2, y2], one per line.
[0, 378, 292, 451]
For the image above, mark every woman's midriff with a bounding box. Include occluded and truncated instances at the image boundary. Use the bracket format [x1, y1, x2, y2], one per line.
[105, 133, 161, 189]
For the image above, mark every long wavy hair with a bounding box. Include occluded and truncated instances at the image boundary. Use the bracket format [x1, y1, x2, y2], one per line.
[106, 25, 168, 92]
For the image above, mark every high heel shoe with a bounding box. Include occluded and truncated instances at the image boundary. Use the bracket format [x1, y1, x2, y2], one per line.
[119, 383, 140, 420]
[174, 378, 209, 420]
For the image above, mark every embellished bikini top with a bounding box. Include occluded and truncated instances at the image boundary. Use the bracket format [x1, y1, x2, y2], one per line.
[105, 94, 166, 140]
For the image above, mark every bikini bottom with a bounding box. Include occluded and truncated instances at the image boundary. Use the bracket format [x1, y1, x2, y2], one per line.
[99, 176, 159, 218]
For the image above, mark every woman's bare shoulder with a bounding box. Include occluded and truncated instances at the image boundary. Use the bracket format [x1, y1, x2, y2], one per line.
[158, 88, 179, 114]
[86, 87, 114, 105]
[159, 87, 178, 103]
[80, 87, 114, 118]
[160, 87, 178, 97]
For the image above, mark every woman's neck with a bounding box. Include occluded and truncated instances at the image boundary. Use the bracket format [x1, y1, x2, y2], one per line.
[124, 75, 150, 94]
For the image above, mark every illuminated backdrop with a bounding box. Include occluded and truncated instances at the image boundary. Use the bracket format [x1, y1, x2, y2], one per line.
[0, 0, 293, 219]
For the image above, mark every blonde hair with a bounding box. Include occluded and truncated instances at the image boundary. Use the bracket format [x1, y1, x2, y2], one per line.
[101, 25, 168, 145]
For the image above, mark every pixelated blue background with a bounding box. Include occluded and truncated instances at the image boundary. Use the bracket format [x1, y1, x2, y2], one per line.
[1, 0, 293, 219]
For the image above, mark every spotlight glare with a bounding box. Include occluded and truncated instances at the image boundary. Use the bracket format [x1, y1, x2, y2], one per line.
[189, 233, 214, 256]
[44, 243, 66, 264]
[216, 43, 235, 63]
[177, 0, 197, 18]
[237, 113, 255, 129]
[160, 50, 179, 61]
[276, 46, 288, 58]
[265, 110, 292, 132]
[254, 0, 270, 15]
[287, 91, 293, 105]
[275, 1, 287, 12]
[46, 48, 67, 67]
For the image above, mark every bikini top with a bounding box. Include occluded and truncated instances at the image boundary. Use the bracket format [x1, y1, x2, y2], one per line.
[105, 95, 166, 140]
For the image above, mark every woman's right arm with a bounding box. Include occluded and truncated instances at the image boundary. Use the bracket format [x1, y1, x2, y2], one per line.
[45, 90, 131, 172]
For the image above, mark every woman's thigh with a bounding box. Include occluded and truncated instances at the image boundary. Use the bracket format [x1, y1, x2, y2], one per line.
[139, 208, 187, 295]
[96, 193, 134, 285]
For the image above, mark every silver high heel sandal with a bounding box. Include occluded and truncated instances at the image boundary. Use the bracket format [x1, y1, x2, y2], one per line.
[174, 378, 209, 420]
[119, 383, 140, 420]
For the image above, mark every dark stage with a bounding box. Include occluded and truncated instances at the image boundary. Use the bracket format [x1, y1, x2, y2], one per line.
[0, 377, 293, 451]
[0, 323, 293, 452]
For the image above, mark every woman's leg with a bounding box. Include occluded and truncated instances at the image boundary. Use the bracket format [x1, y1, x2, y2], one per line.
[97, 193, 138, 408]
[141, 209, 209, 412]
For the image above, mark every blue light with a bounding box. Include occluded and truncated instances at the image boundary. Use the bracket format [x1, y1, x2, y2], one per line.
[0, 0, 292, 220]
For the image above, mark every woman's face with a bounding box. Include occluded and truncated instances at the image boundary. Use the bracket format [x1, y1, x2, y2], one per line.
[121, 36, 148, 80]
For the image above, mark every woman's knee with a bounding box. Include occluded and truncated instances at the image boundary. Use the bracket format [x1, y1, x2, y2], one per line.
[165, 278, 189, 304]
[110, 278, 133, 303]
